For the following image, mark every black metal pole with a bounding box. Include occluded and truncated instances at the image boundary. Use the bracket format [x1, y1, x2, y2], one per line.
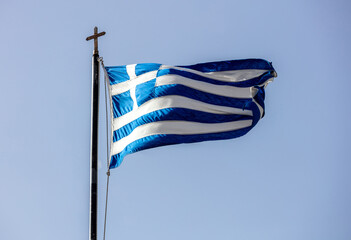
[87, 27, 105, 240]
[90, 51, 99, 240]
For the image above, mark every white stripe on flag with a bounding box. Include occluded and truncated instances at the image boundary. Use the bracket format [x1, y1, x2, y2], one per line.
[110, 67, 268, 96]
[253, 98, 264, 118]
[160, 66, 268, 82]
[155, 75, 254, 99]
[112, 95, 253, 131]
[112, 119, 253, 155]
[126, 64, 138, 110]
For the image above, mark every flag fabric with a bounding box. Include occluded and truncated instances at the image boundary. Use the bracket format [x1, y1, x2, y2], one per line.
[104, 59, 276, 168]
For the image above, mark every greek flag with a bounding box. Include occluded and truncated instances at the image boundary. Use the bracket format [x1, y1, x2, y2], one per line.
[104, 59, 276, 168]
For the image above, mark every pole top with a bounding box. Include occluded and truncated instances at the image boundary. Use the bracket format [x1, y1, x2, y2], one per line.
[86, 26, 106, 55]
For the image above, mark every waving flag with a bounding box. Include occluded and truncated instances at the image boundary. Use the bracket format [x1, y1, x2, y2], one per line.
[104, 59, 276, 168]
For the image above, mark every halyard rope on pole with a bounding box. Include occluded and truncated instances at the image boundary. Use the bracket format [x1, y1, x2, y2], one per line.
[103, 172, 110, 240]
[99, 57, 111, 240]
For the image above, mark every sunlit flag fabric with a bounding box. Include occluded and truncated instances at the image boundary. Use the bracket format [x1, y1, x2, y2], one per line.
[104, 59, 276, 168]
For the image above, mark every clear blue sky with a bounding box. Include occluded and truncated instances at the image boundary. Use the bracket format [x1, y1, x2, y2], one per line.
[1, 0, 350, 239]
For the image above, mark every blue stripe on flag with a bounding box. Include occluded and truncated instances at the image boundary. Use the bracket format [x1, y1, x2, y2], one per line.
[151, 84, 252, 109]
[178, 59, 273, 72]
[110, 126, 253, 168]
[105, 66, 129, 85]
[157, 68, 274, 88]
[113, 109, 253, 142]
[112, 84, 254, 118]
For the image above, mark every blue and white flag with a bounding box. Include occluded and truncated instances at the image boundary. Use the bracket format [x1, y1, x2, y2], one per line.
[104, 59, 276, 168]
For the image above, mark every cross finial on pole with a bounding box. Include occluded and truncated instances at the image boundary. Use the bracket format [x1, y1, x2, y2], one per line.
[86, 26, 106, 55]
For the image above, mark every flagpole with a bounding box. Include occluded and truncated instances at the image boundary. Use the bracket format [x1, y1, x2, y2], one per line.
[86, 27, 105, 240]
